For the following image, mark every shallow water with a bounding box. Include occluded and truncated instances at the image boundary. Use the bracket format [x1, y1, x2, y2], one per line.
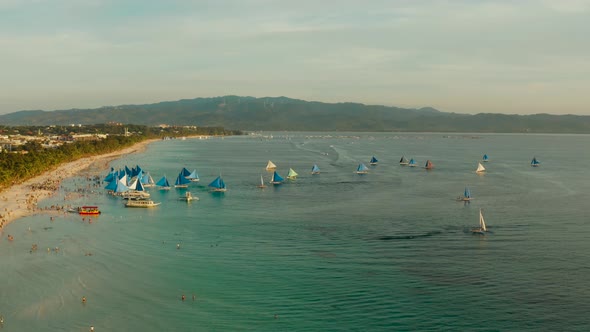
[1, 132, 589, 331]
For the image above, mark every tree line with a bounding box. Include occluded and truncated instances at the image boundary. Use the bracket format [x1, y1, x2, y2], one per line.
[0, 124, 241, 190]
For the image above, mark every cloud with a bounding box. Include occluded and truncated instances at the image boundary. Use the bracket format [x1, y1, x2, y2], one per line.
[0, 0, 589, 114]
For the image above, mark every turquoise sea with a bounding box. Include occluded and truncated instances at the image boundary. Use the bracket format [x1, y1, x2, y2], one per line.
[1, 132, 590, 331]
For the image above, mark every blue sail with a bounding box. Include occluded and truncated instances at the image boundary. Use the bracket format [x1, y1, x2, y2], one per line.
[272, 171, 284, 183]
[208, 176, 226, 190]
[104, 171, 115, 182]
[181, 167, 192, 177]
[187, 169, 199, 181]
[311, 164, 320, 173]
[135, 179, 145, 192]
[156, 176, 170, 187]
[357, 163, 369, 172]
[175, 172, 191, 186]
[370, 156, 378, 164]
[140, 172, 152, 185]
[104, 179, 117, 191]
[408, 158, 416, 165]
[464, 187, 471, 198]
[125, 165, 132, 176]
[531, 157, 540, 165]
[483, 154, 489, 162]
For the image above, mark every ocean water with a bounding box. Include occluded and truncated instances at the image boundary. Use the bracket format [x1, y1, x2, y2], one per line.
[1, 132, 590, 331]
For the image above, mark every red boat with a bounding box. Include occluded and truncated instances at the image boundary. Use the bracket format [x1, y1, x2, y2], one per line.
[77, 206, 101, 215]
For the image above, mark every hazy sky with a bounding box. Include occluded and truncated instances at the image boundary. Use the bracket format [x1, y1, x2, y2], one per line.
[0, 0, 588, 115]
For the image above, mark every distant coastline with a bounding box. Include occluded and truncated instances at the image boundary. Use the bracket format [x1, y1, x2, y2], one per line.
[0, 138, 159, 231]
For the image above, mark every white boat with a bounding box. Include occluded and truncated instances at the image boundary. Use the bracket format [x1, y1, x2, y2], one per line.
[122, 191, 151, 200]
[476, 162, 486, 173]
[266, 160, 277, 171]
[179, 192, 198, 202]
[471, 209, 488, 235]
[399, 156, 409, 166]
[125, 200, 161, 208]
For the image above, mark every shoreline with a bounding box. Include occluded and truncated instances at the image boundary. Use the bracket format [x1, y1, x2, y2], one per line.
[0, 138, 159, 231]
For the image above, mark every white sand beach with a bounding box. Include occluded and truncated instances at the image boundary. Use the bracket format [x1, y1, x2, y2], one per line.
[0, 139, 158, 231]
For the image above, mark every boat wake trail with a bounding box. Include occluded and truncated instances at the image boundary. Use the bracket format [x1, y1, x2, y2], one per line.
[377, 231, 442, 240]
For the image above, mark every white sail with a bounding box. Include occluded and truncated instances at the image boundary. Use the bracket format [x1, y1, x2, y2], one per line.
[266, 160, 277, 170]
[479, 209, 487, 231]
[258, 175, 266, 188]
[476, 162, 486, 173]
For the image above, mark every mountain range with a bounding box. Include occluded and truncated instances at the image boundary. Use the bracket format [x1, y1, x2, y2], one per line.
[1, 96, 589, 133]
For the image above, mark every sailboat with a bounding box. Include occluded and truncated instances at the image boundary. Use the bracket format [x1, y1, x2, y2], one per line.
[270, 171, 284, 185]
[208, 175, 227, 192]
[407, 158, 417, 167]
[424, 160, 434, 170]
[482, 154, 490, 162]
[287, 168, 298, 180]
[471, 209, 488, 235]
[155, 176, 171, 190]
[399, 156, 409, 165]
[180, 167, 192, 178]
[174, 172, 191, 188]
[369, 156, 378, 165]
[266, 160, 277, 171]
[531, 157, 541, 167]
[257, 175, 266, 188]
[458, 187, 472, 202]
[140, 172, 156, 187]
[476, 162, 486, 173]
[311, 164, 320, 175]
[186, 169, 200, 182]
[355, 163, 369, 174]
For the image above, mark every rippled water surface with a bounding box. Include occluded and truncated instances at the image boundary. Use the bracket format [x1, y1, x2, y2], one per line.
[1, 132, 590, 331]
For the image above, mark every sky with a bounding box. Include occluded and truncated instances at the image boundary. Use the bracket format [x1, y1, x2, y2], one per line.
[0, 0, 588, 115]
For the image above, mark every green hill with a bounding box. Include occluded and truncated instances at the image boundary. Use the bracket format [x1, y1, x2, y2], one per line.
[1, 96, 589, 133]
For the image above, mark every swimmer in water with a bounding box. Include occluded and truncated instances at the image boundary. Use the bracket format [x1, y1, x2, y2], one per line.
[82, 296, 87, 304]
[182, 294, 186, 301]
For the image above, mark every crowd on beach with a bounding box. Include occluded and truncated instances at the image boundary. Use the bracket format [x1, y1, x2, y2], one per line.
[0, 139, 154, 232]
